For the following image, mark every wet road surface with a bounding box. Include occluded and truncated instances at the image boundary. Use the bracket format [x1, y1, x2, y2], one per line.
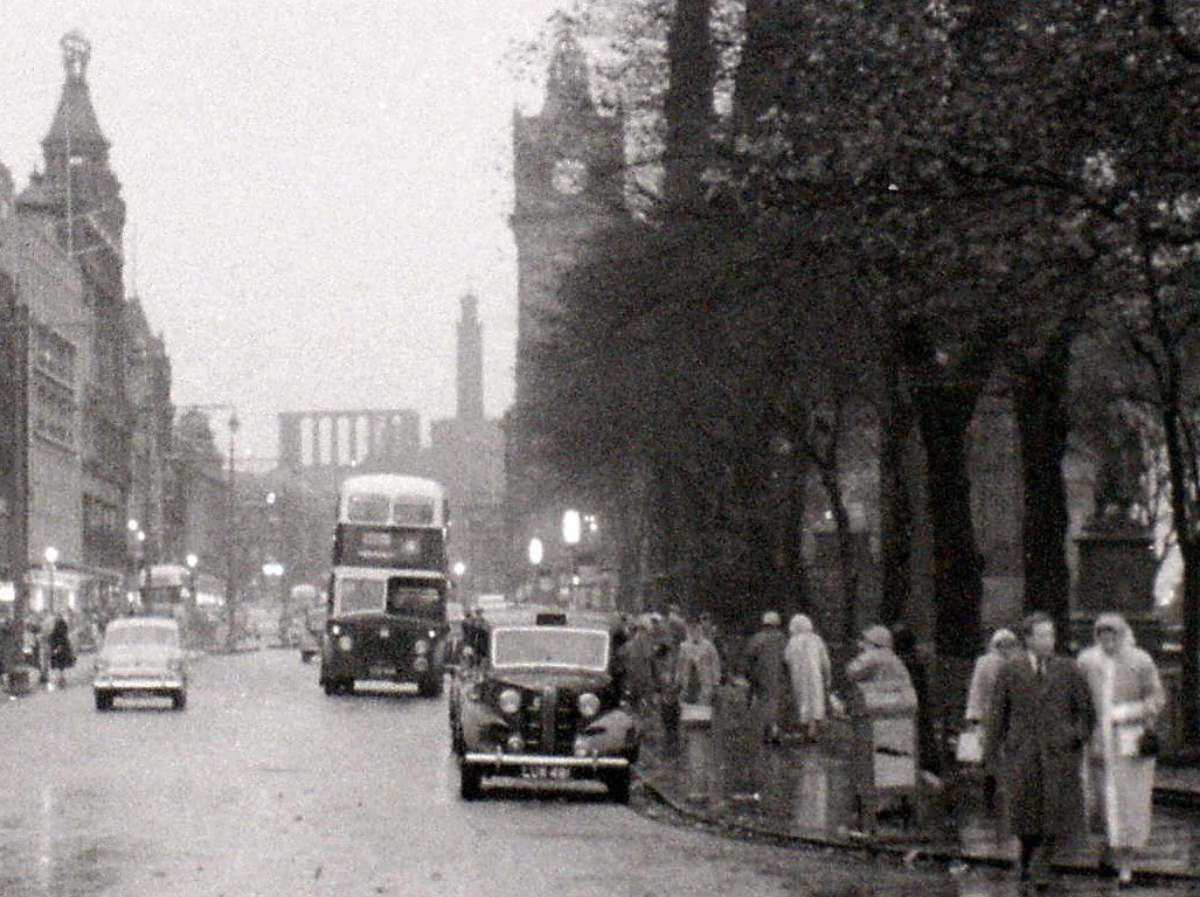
[1, 649, 1194, 897]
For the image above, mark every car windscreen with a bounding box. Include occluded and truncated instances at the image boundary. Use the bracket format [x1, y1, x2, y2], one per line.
[386, 580, 444, 620]
[104, 625, 179, 647]
[491, 627, 609, 671]
[337, 578, 384, 614]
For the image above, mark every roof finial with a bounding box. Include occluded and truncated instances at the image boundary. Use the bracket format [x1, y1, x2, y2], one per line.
[61, 30, 91, 82]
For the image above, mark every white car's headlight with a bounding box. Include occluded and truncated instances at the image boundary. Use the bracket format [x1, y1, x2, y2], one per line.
[578, 692, 601, 718]
[498, 688, 521, 715]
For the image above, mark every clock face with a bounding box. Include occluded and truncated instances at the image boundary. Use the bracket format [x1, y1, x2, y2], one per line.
[552, 158, 588, 195]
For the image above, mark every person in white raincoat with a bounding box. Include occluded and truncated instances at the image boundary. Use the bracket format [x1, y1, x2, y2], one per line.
[783, 614, 831, 742]
[1076, 612, 1165, 886]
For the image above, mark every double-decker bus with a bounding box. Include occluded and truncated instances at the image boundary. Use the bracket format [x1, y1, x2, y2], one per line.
[319, 474, 450, 697]
[137, 563, 198, 645]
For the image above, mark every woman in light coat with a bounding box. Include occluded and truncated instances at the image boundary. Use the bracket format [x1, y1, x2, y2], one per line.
[783, 614, 831, 741]
[1076, 613, 1165, 886]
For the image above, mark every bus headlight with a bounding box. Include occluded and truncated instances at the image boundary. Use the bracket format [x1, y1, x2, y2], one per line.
[498, 688, 521, 715]
[578, 692, 601, 718]
[413, 639, 429, 655]
[337, 634, 353, 652]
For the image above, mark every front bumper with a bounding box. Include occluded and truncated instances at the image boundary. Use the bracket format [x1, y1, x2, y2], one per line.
[93, 675, 184, 691]
[463, 751, 629, 770]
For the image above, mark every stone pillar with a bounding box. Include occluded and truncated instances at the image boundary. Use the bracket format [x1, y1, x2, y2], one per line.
[1072, 518, 1159, 651]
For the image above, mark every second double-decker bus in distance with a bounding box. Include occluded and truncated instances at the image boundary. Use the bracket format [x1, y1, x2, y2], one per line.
[138, 563, 194, 643]
[319, 474, 450, 697]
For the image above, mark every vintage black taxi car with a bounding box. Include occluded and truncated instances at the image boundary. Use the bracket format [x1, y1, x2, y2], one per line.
[448, 607, 638, 802]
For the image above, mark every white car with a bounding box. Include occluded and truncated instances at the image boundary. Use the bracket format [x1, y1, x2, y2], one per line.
[93, 616, 188, 711]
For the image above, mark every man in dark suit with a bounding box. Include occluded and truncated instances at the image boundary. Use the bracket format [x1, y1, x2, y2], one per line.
[986, 612, 1095, 889]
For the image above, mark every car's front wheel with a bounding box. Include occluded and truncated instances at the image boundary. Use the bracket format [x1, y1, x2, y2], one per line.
[417, 672, 443, 698]
[93, 689, 113, 712]
[603, 768, 631, 804]
[459, 762, 483, 801]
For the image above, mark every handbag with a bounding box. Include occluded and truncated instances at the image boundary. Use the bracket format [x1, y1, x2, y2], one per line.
[955, 725, 984, 764]
[1138, 728, 1160, 758]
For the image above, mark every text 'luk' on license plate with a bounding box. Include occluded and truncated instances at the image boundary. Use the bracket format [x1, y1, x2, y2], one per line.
[369, 665, 395, 677]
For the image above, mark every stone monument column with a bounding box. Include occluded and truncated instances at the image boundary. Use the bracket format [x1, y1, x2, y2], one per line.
[1072, 422, 1160, 651]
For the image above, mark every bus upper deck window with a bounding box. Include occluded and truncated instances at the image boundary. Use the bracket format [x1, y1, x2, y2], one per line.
[393, 502, 434, 525]
[347, 495, 390, 523]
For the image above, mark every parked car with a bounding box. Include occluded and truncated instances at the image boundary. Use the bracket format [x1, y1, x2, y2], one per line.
[449, 607, 638, 802]
[93, 616, 187, 711]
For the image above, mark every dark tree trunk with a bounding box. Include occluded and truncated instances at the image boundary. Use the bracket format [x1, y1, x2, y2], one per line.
[663, 0, 716, 213]
[879, 339, 913, 625]
[780, 447, 809, 611]
[912, 387, 985, 658]
[1012, 329, 1075, 636]
[1179, 539, 1200, 751]
[1162, 393, 1200, 749]
[732, 0, 807, 131]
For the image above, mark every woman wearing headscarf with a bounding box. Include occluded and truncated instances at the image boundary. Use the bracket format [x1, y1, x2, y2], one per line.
[846, 624, 912, 686]
[964, 628, 1019, 804]
[1076, 613, 1165, 886]
[783, 614, 831, 742]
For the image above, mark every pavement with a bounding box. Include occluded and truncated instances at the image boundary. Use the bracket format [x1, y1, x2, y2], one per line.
[635, 693, 1200, 887]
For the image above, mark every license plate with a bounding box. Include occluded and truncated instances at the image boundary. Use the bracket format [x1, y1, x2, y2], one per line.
[369, 664, 395, 677]
[525, 766, 571, 780]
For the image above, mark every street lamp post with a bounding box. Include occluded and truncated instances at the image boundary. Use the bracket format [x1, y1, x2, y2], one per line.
[44, 546, 58, 616]
[185, 553, 199, 607]
[262, 560, 285, 645]
[562, 510, 581, 607]
[527, 537, 543, 602]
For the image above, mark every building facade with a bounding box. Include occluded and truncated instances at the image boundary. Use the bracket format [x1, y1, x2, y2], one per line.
[1, 34, 194, 646]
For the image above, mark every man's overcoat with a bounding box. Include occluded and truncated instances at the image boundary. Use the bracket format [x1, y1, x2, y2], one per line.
[986, 654, 1095, 838]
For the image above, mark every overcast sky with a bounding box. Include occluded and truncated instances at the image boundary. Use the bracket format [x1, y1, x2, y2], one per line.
[0, 0, 566, 463]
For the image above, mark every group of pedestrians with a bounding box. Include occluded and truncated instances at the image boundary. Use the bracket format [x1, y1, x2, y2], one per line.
[971, 611, 1165, 889]
[617, 606, 722, 752]
[0, 614, 75, 692]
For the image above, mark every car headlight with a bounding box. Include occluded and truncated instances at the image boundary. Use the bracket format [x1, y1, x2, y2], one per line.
[578, 692, 601, 718]
[330, 623, 342, 637]
[498, 688, 522, 715]
[413, 639, 429, 655]
[337, 635, 353, 652]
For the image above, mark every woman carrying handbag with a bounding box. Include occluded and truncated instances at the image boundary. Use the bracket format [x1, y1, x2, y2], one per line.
[1076, 613, 1166, 887]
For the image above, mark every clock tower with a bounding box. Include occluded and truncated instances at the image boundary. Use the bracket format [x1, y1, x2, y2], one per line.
[511, 22, 626, 407]
[507, 20, 625, 592]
